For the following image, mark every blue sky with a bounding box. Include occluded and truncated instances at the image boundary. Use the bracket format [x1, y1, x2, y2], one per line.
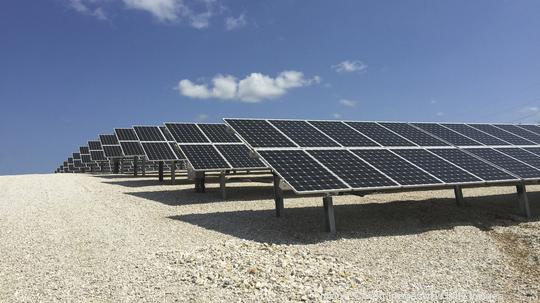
[1, 0, 540, 175]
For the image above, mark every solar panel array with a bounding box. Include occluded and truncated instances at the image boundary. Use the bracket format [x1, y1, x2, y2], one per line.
[165, 123, 266, 171]
[225, 119, 540, 194]
[99, 134, 124, 159]
[115, 128, 146, 157]
[133, 126, 181, 161]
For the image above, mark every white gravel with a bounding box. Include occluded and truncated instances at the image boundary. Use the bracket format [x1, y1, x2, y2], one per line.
[0, 173, 538, 302]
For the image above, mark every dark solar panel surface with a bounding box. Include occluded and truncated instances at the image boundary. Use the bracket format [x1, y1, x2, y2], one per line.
[88, 141, 102, 150]
[225, 119, 296, 148]
[179, 145, 230, 170]
[269, 120, 339, 147]
[468, 124, 534, 145]
[115, 128, 139, 141]
[90, 151, 106, 161]
[198, 124, 241, 143]
[308, 150, 398, 189]
[141, 142, 177, 161]
[165, 123, 209, 143]
[258, 150, 349, 192]
[160, 126, 174, 141]
[79, 146, 89, 154]
[100, 134, 119, 145]
[168, 143, 186, 160]
[494, 124, 540, 144]
[134, 126, 166, 142]
[465, 148, 540, 179]
[81, 154, 92, 163]
[413, 123, 481, 146]
[346, 122, 415, 146]
[120, 141, 145, 156]
[442, 124, 509, 145]
[73, 153, 81, 160]
[309, 121, 379, 147]
[495, 148, 540, 170]
[517, 125, 540, 135]
[524, 147, 540, 157]
[102, 145, 124, 157]
[380, 123, 449, 146]
[215, 144, 266, 168]
[393, 149, 481, 183]
[353, 149, 441, 186]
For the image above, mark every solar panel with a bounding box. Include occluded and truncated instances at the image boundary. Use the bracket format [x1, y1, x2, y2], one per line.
[79, 146, 89, 154]
[102, 145, 124, 158]
[379, 123, 449, 146]
[179, 145, 231, 170]
[442, 124, 509, 145]
[72, 153, 81, 160]
[346, 122, 415, 146]
[393, 149, 481, 183]
[198, 123, 241, 143]
[90, 150, 107, 161]
[88, 141, 102, 150]
[134, 126, 166, 142]
[413, 123, 481, 146]
[308, 121, 380, 147]
[258, 150, 349, 193]
[353, 149, 442, 186]
[81, 154, 92, 163]
[224, 119, 296, 148]
[517, 124, 540, 136]
[465, 148, 540, 179]
[99, 134, 119, 145]
[115, 128, 139, 141]
[495, 148, 540, 170]
[430, 148, 517, 181]
[68, 157, 73, 163]
[168, 143, 186, 160]
[308, 149, 399, 189]
[524, 147, 540, 157]
[468, 124, 534, 145]
[215, 144, 266, 169]
[141, 142, 177, 161]
[494, 124, 540, 144]
[165, 123, 209, 143]
[73, 159, 83, 168]
[160, 126, 174, 141]
[120, 141, 145, 156]
[269, 120, 340, 147]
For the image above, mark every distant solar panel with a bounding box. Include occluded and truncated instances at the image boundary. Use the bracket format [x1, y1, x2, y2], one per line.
[81, 154, 92, 163]
[88, 141, 102, 150]
[90, 150, 107, 161]
[73, 159, 83, 168]
[115, 128, 139, 141]
[160, 126, 174, 141]
[102, 145, 124, 158]
[73, 153, 81, 160]
[465, 148, 540, 179]
[168, 143, 186, 160]
[517, 124, 540, 136]
[198, 123, 241, 143]
[346, 122, 415, 146]
[165, 123, 209, 143]
[141, 142, 178, 161]
[468, 124, 535, 145]
[380, 123, 449, 146]
[225, 119, 296, 148]
[68, 157, 73, 163]
[79, 146, 89, 154]
[179, 145, 231, 170]
[413, 123, 481, 146]
[442, 124, 509, 145]
[215, 144, 266, 169]
[99, 134, 119, 145]
[309, 121, 379, 147]
[494, 124, 540, 144]
[120, 141, 145, 156]
[269, 120, 340, 147]
[134, 126, 166, 142]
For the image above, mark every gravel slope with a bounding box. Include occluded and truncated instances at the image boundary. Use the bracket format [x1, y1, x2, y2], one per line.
[0, 173, 538, 302]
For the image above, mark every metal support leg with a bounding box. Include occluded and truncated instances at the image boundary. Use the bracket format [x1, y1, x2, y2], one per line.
[133, 157, 138, 177]
[323, 196, 336, 233]
[170, 161, 176, 185]
[219, 171, 227, 199]
[454, 185, 465, 207]
[516, 184, 531, 218]
[273, 173, 284, 217]
[142, 158, 146, 176]
[158, 161, 164, 182]
[113, 160, 119, 174]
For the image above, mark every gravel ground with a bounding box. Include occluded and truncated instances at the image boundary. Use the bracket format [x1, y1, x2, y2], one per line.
[0, 173, 539, 302]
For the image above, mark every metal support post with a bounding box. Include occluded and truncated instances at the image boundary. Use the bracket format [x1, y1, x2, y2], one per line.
[516, 184, 531, 218]
[454, 185, 465, 207]
[323, 196, 336, 233]
[219, 171, 227, 199]
[273, 173, 284, 217]
[170, 161, 176, 185]
[158, 161, 164, 182]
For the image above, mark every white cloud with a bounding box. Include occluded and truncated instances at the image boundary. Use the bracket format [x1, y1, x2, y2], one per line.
[332, 113, 342, 119]
[178, 70, 319, 102]
[339, 99, 357, 107]
[225, 13, 246, 30]
[195, 113, 209, 122]
[332, 60, 368, 73]
[68, 0, 108, 20]
[436, 111, 445, 117]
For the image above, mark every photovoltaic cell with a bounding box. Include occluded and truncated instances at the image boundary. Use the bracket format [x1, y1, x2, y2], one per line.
[215, 144, 266, 169]
[517, 125, 540, 136]
[346, 122, 415, 146]
[115, 128, 139, 141]
[308, 121, 379, 147]
[413, 123, 481, 146]
[100, 134, 119, 145]
[393, 149, 481, 183]
[224, 119, 296, 148]
[165, 123, 209, 143]
[468, 124, 534, 145]
[524, 147, 540, 157]
[90, 151, 106, 161]
[442, 124, 509, 145]
[258, 150, 349, 193]
[160, 126, 174, 141]
[141, 142, 177, 161]
[495, 148, 540, 170]
[269, 120, 340, 147]
[493, 124, 540, 144]
[79, 146, 89, 154]
[120, 141, 145, 156]
[179, 145, 230, 170]
[352, 149, 441, 186]
[134, 126, 166, 142]
[379, 123, 449, 146]
[73, 153, 81, 160]
[168, 143, 186, 160]
[308, 149, 398, 189]
[88, 141, 102, 150]
[102, 145, 124, 158]
[465, 148, 540, 179]
[198, 123, 241, 143]
[81, 154, 92, 163]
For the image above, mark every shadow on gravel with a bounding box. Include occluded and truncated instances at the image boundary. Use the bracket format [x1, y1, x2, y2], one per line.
[167, 191, 540, 244]
[103, 179, 194, 187]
